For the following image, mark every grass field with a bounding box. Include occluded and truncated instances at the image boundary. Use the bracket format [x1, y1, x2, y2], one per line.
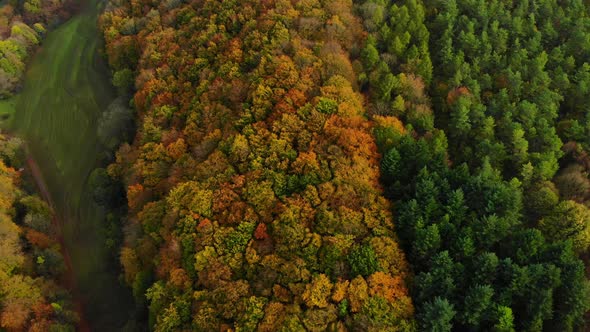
[11, 1, 134, 329]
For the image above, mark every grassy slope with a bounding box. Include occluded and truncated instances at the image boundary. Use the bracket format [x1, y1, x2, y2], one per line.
[10, 2, 134, 330]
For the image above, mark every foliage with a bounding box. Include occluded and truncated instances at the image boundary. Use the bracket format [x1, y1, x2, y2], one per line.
[0, 0, 75, 98]
[0, 136, 77, 331]
[96, 0, 590, 330]
[347, 244, 380, 277]
[101, 0, 414, 330]
[379, 128, 590, 330]
[360, 1, 590, 330]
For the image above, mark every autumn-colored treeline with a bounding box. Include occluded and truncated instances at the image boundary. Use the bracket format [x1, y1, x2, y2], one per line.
[0, 0, 75, 98]
[0, 135, 77, 331]
[101, 0, 415, 330]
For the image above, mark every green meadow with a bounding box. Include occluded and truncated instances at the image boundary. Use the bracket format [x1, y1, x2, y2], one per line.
[10, 1, 134, 329]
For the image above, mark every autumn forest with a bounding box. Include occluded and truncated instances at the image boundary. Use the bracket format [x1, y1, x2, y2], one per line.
[1, 0, 590, 331]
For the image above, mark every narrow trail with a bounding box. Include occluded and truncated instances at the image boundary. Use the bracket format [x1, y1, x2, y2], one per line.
[25, 149, 91, 332]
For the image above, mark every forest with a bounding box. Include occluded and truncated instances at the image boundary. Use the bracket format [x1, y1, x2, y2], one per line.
[1, 0, 590, 331]
[0, 134, 78, 331]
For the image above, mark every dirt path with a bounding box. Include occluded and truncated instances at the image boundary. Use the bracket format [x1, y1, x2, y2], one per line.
[25, 151, 91, 332]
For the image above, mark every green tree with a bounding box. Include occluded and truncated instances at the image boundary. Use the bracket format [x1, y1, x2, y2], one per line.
[420, 297, 455, 332]
[538, 200, 590, 253]
[461, 284, 493, 327]
[112, 68, 135, 95]
[524, 181, 559, 221]
[347, 244, 380, 277]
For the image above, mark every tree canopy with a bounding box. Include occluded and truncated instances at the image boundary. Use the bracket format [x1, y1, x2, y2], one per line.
[97, 0, 590, 330]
